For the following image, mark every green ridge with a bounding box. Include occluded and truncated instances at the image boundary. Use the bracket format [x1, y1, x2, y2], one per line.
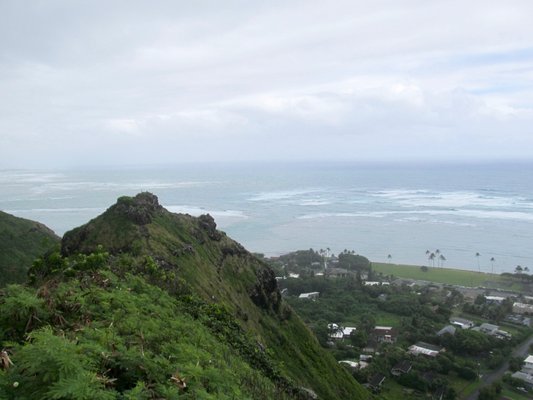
[0, 211, 60, 287]
[1, 193, 370, 400]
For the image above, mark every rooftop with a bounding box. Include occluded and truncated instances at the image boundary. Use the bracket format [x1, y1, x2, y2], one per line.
[412, 342, 442, 352]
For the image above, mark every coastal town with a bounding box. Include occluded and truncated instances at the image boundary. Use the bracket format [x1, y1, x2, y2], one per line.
[266, 249, 533, 400]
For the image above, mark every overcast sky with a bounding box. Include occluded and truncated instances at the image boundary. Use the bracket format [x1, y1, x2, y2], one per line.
[1, 0, 533, 168]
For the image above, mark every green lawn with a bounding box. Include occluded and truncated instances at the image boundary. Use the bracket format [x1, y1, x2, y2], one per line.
[380, 380, 425, 399]
[373, 312, 402, 327]
[372, 262, 516, 288]
[501, 385, 531, 400]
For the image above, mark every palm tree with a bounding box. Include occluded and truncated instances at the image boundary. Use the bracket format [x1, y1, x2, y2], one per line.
[475, 252, 481, 272]
[515, 265, 523, 274]
[490, 257, 495, 274]
[429, 252, 436, 268]
[387, 254, 392, 263]
[319, 249, 326, 271]
[525, 266, 530, 274]
[439, 254, 446, 268]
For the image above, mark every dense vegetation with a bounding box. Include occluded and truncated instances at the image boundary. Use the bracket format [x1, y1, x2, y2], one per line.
[0, 211, 59, 287]
[279, 275, 532, 399]
[267, 249, 370, 277]
[0, 194, 370, 400]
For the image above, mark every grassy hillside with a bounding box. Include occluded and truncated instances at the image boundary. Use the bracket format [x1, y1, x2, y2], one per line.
[0, 211, 60, 286]
[4, 192, 370, 400]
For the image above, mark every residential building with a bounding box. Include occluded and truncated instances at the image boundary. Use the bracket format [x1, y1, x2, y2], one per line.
[484, 295, 505, 304]
[391, 360, 412, 376]
[493, 329, 512, 340]
[367, 373, 386, 392]
[437, 325, 456, 336]
[450, 317, 474, 329]
[408, 342, 443, 357]
[327, 324, 356, 339]
[479, 323, 499, 335]
[298, 291, 319, 300]
[511, 371, 533, 389]
[338, 360, 359, 369]
[326, 268, 352, 278]
[513, 302, 533, 315]
[373, 326, 397, 343]
[524, 355, 533, 374]
[505, 314, 531, 327]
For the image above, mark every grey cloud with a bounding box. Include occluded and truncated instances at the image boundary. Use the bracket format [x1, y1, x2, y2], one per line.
[1, 1, 533, 167]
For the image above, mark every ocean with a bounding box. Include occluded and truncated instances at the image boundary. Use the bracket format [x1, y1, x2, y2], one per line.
[1, 162, 532, 274]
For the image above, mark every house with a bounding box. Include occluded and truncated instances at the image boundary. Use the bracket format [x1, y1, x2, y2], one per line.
[484, 295, 505, 304]
[342, 327, 357, 338]
[373, 326, 397, 343]
[391, 360, 412, 376]
[513, 302, 533, 315]
[298, 292, 319, 300]
[326, 268, 352, 278]
[524, 355, 533, 374]
[367, 373, 386, 392]
[479, 323, 499, 335]
[511, 371, 533, 388]
[328, 323, 341, 338]
[408, 342, 443, 357]
[338, 360, 359, 369]
[450, 317, 474, 329]
[505, 314, 531, 327]
[493, 329, 512, 340]
[475, 323, 511, 339]
[328, 324, 357, 340]
[437, 325, 456, 336]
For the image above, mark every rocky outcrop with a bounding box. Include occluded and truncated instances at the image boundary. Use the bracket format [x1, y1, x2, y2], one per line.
[249, 266, 282, 312]
[114, 192, 163, 225]
[198, 214, 222, 241]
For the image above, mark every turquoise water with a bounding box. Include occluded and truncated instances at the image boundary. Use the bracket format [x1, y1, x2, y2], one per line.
[1, 162, 533, 273]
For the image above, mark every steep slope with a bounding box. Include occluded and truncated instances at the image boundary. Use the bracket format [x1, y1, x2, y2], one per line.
[57, 192, 370, 399]
[0, 211, 60, 286]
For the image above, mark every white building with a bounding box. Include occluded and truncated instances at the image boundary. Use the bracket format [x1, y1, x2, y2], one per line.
[513, 302, 533, 314]
[524, 355, 533, 374]
[485, 295, 505, 304]
[328, 324, 356, 339]
[298, 291, 319, 300]
[408, 342, 443, 357]
[450, 317, 474, 329]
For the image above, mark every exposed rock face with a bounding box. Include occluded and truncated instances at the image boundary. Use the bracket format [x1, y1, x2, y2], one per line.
[198, 214, 222, 241]
[250, 266, 282, 312]
[114, 192, 163, 225]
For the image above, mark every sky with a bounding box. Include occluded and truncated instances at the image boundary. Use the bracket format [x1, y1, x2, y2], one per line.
[1, 0, 533, 168]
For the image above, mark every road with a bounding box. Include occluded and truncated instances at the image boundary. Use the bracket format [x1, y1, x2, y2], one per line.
[464, 334, 533, 400]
